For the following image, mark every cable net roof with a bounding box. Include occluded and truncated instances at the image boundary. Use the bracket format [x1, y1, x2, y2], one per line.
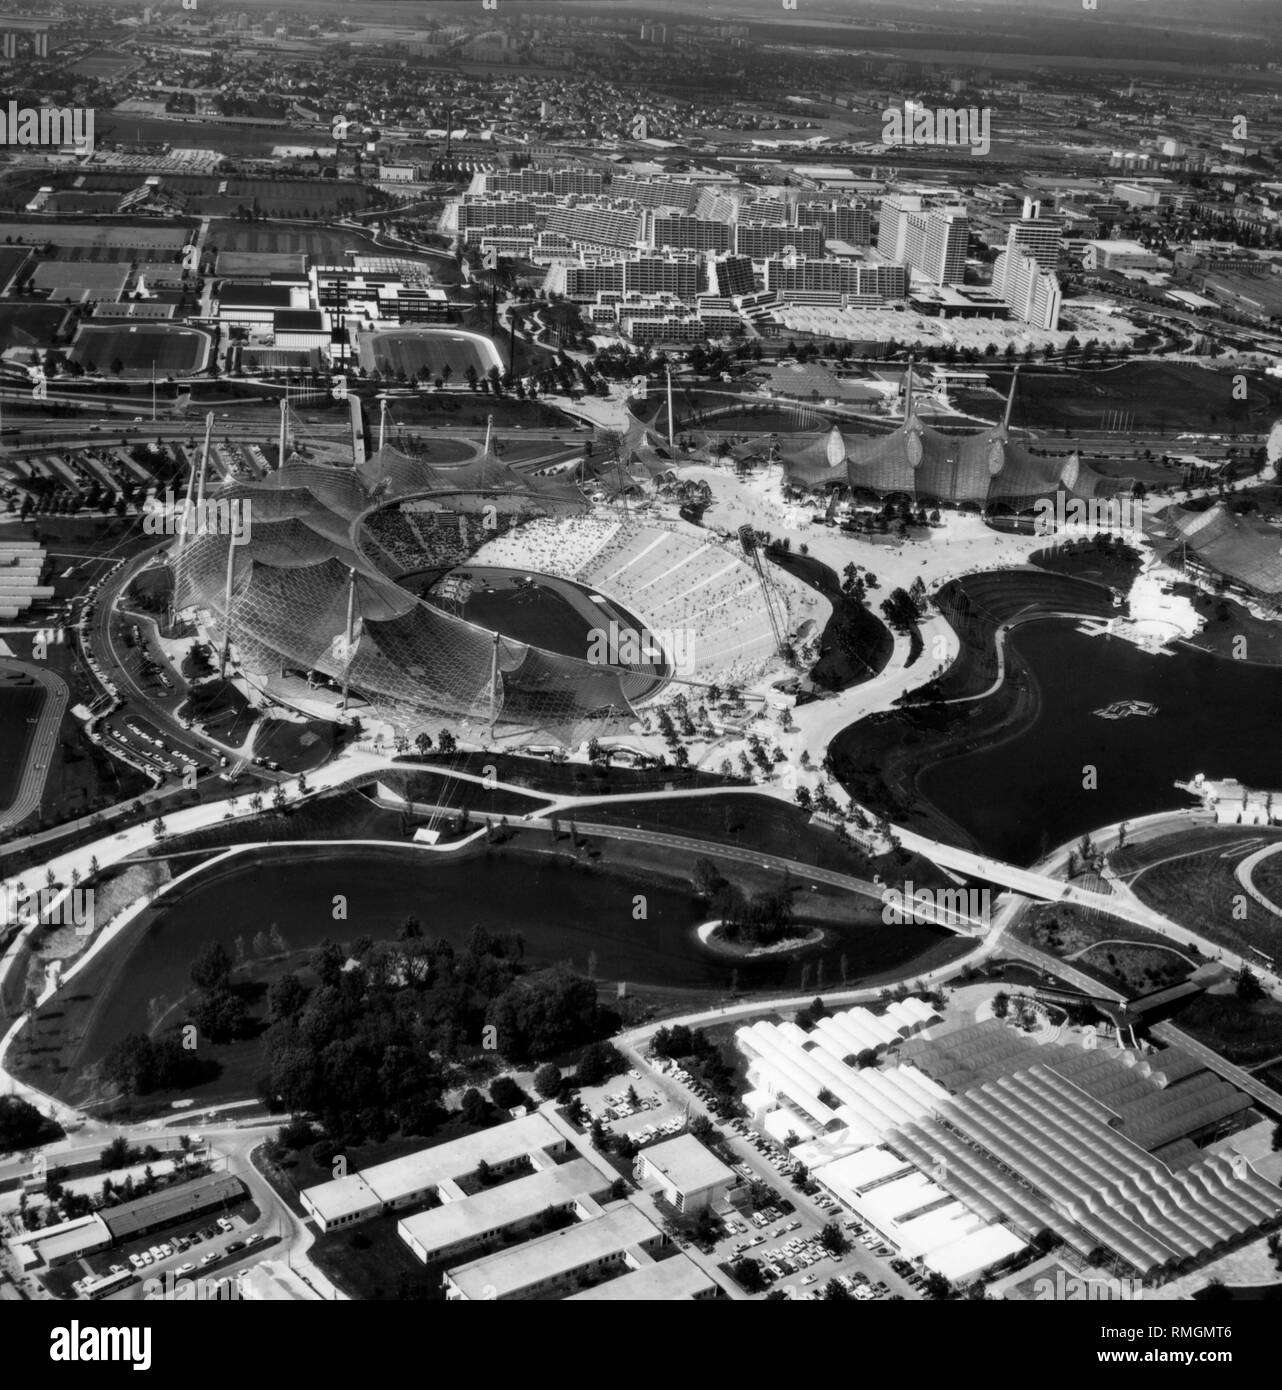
[171, 453, 652, 744]
[781, 417, 1123, 507]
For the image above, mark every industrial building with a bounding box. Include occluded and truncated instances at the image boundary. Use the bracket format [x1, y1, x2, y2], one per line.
[740, 1007, 1282, 1284]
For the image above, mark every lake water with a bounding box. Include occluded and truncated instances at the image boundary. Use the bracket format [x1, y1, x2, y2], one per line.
[83, 844, 946, 1044]
[917, 620, 1282, 864]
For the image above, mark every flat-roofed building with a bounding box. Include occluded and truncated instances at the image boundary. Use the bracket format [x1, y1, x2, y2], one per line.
[14, 1213, 111, 1269]
[31, 261, 131, 304]
[301, 1111, 569, 1233]
[565, 1252, 718, 1300]
[634, 1134, 735, 1213]
[444, 1205, 670, 1300]
[273, 309, 331, 350]
[1082, 240, 1163, 272]
[214, 251, 309, 280]
[216, 281, 308, 328]
[398, 1158, 611, 1264]
[100, 1174, 247, 1244]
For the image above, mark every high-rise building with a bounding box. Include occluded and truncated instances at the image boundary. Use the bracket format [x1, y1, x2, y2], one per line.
[735, 224, 824, 260]
[624, 256, 701, 298]
[1004, 197, 1060, 271]
[797, 201, 872, 246]
[708, 253, 755, 297]
[876, 195, 922, 262]
[740, 196, 792, 226]
[695, 187, 739, 223]
[542, 204, 646, 252]
[653, 216, 734, 253]
[610, 176, 702, 212]
[919, 207, 968, 285]
[764, 258, 908, 300]
[994, 246, 1062, 329]
[879, 198, 968, 285]
[551, 169, 604, 197]
[457, 197, 539, 231]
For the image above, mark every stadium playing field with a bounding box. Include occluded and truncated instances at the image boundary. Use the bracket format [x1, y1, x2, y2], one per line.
[404, 565, 665, 680]
[360, 328, 502, 382]
[69, 324, 212, 377]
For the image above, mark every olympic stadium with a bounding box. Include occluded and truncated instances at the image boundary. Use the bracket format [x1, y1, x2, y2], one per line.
[171, 437, 812, 746]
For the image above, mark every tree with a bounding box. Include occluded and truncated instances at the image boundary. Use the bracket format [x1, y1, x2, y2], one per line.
[574, 1040, 627, 1086]
[819, 1220, 848, 1255]
[0, 1096, 62, 1154]
[489, 1075, 525, 1111]
[533, 1062, 562, 1099]
[1235, 966, 1265, 1002]
[688, 1113, 716, 1144]
[268, 973, 307, 1024]
[460, 1087, 493, 1128]
[190, 941, 233, 992]
[991, 991, 1010, 1020]
[731, 1257, 767, 1293]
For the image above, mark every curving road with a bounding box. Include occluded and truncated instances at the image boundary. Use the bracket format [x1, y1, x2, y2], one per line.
[0, 658, 68, 834]
[1234, 842, 1282, 925]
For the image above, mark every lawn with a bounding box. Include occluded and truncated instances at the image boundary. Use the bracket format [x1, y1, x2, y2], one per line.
[1169, 991, 1282, 1067]
[1115, 829, 1282, 962]
[978, 363, 1282, 436]
[1012, 901, 1197, 996]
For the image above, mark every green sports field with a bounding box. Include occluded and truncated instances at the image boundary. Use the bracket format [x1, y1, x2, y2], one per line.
[360, 328, 501, 382]
[69, 324, 212, 377]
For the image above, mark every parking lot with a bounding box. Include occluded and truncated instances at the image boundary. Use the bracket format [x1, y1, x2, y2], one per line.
[638, 1053, 922, 1301]
[576, 1069, 690, 1149]
[68, 1208, 277, 1301]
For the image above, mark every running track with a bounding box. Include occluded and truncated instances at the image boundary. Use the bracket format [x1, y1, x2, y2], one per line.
[0, 658, 68, 833]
